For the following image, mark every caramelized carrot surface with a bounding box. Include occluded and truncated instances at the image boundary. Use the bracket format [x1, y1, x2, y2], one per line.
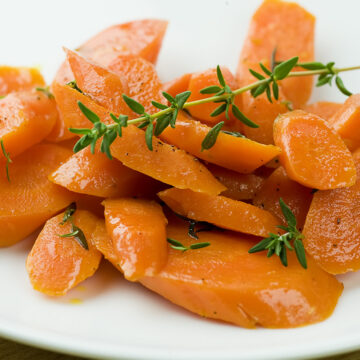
[303, 101, 342, 121]
[163, 73, 192, 97]
[140, 216, 343, 328]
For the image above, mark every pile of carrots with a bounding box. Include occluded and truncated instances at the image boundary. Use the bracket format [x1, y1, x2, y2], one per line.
[2, 0, 360, 329]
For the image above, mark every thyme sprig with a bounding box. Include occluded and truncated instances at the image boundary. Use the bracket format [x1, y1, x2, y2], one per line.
[248, 198, 307, 269]
[58, 202, 89, 250]
[167, 238, 210, 252]
[1, 139, 12, 182]
[35, 86, 54, 99]
[69, 59, 360, 158]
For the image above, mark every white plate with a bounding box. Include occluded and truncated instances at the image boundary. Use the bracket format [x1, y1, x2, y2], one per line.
[1, 0, 360, 359]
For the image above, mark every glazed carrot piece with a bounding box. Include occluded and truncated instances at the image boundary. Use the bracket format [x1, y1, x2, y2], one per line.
[253, 166, 313, 229]
[237, 0, 315, 108]
[207, 163, 265, 201]
[303, 149, 360, 274]
[328, 94, 360, 142]
[158, 113, 281, 173]
[50, 146, 164, 198]
[187, 67, 241, 126]
[158, 188, 279, 237]
[103, 198, 168, 281]
[0, 90, 57, 161]
[0, 144, 77, 247]
[303, 101, 342, 121]
[273, 110, 356, 190]
[65, 49, 131, 116]
[163, 73, 192, 97]
[108, 54, 164, 114]
[26, 210, 102, 296]
[78, 19, 168, 66]
[140, 216, 343, 328]
[76, 195, 106, 218]
[0, 66, 44, 96]
[53, 86, 225, 195]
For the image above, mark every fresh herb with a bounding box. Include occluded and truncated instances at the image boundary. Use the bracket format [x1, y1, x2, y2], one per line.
[1, 139, 12, 182]
[281, 100, 293, 111]
[66, 80, 83, 94]
[58, 202, 89, 250]
[221, 130, 246, 138]
[167, 238, 210, 252]
[248, 198, 307, 269]
[35, 86, 54, 99]
[201, 121, 224, 151]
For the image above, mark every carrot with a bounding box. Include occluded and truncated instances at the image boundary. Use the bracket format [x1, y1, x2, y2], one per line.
[207, 163, 265, 201]
[0, 90, 57, 161]
[26, 210, 102, 296]
[273, 110, 356, 189]
[50, 146, 164, 198]
[303, 101, 342, 121]
[253, 166, 313, 229]
[53, 86, 225, 195]
[187, 67, 241, 126]
[103, 198, 168, 281]
[0, 66, 44, 96]
[159, 112, 281, 173]
[158, 188, 279, 237]
[237, 0, 315, 108]
[140, 215, 343, 328]
[163, 73, 192, 97]
[303, 149, 360, 274]
[0, 144, 77, 247]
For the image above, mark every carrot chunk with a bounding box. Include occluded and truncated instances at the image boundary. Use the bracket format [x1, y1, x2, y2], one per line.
[303, 101, 342, 121]
[163, 73, 192, 97]
[26, 210, 102, 296]
[273, 110, 356, 190]
[140, 216, 343, 328]
[103, 198, 168, 281]
[158, 187, 279, 237]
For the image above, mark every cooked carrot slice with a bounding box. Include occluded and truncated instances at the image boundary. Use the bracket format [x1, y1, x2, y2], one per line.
[303, 149, 360, 274]
[237, 0, 315, 108]
[140, 216, 343, 328]
[103, 198, 168, 281]
[303, 101, 342, 121]
[253, 166, 313, 229]
[53, 86, 225, 195]
[187, 67, 241, 126]
[26, 210, 102, 296]
[207, 163, 265, 201]
[158, 188, 279, 237]
[163, 73, 192, 97]
[78, 19, 168, 66]
[65, 49, 131, 116]
[273, 110, 356, 190]
[328, 94, 360, 142]
[108, 54, 164, 114]
[0, 144, 77, 247]
[50, 146, 164, 198]
[159, 113, 281, 173]
[0, 66, 44, 96]
[0, 90, 57, 161]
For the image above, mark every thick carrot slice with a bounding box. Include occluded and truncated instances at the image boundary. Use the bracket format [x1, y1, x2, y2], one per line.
[303, 101, 342, 121]
[328, 94, 360, 142]
[237, 0, 315, 108]
[159, 113, 281, 173]
[78, 19, 168, 66]
[303, 149, 360, 274]
[253, 166, 313, 229]
[65, 49, 131, 116]
[108, 54, 164, 114]
[53, 86, 225, 195]
[273, 110, 356, 190]
[26, 210, 102, 296]
[163, 73, 192, 97]
[0, 66, 44, 96]
[207, 163, 265, 200]
[0, 144, 77, 247]
[103, 198, 168, 281]
[140, 216, 343, 328]
[158, 188, 279, 237]
[0, 90, 57, 161]
[187, 67, 241, 126]
[50, 146, 164, 198]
